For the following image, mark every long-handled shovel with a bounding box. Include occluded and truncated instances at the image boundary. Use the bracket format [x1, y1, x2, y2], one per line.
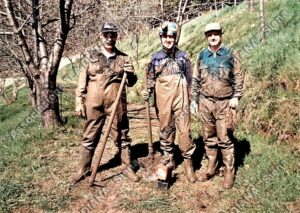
[138, 74, 161, 181]
[89, 72, 128, 187]
[145, 76, 154, 159]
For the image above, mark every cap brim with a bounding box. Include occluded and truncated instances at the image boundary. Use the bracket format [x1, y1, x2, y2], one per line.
[101, 30, 118, 33]
[204, 30, 223, 34]
[160, 32, 176, 36]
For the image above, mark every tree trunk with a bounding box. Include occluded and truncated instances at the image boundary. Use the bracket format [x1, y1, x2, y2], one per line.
[249, 0, 254, 13]
[39, 88, 61, 128]
[22, 65, 61, 127]
[259, 0, 266, 42]
[28, 78, 37, 108]
[26, 72, 61, 127]
[21, 66, 37, 108]
[37, 69, 61, 127]
[4, 0, 73, 128]
[160, 0, 164, 20]
[214, 0, 218, 17]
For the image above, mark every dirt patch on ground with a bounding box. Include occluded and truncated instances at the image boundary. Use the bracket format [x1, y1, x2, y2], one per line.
[12, 207, 43, 213]
[287, 199, 300, 213]
[58, 104, 229, 212]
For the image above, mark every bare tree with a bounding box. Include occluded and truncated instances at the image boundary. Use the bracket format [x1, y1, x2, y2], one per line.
[0, 38, 24, 105]
[0, 0, 242, 127]
[176, 0, 190, 45]
[160, 0, 164, 20]
[259, 0, 265, 41]
[249, 0, 254, 13]
[0, 78, 19, 105]
[1, 0, 74, 127]
[214, 0, 218, 17]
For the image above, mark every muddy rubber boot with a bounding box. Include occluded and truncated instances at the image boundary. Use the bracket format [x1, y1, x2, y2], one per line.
[198, 148, 218, 182]
[70, 147, 93, 184]
[184, 159, 197, 183]
[221, 148, 235, 189]
[120, 146, 139, 182]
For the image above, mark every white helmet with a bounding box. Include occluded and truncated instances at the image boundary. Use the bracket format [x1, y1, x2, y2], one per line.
[159, 22, 178, 37]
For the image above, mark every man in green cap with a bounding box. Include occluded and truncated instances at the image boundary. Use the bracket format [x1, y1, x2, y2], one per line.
[71, 22, 139, 184]
[190, 22, 244, 189]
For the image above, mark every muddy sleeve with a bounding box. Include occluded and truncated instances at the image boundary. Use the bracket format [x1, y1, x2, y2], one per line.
[75, 56, 89, 106]
[191, 55, 201, 102]
[232, 50, 244, 98]
[184, 54, 192, 86]
[146, 56, 156, 91]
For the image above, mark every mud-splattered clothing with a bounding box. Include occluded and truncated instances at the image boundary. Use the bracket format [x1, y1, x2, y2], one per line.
[191, 44, 243, 100]
[146, 48, 195, 160]
[191, 44, 243, 147]
[76, 47, 137, 150]
[191, 44, 244, 182]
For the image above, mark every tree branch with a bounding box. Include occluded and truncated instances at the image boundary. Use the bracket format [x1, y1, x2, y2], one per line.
[48, 0, 73, 76]
[176, 0, 189, 45]
[4, 0, 38, 76]
[0, 32, 14, 35]
[41, 18, 60, 27]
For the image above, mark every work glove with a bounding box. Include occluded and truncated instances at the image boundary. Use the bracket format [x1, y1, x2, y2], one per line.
[141, 89, 151, 101]
[190, 100, 198, 116]
[75, 97, 86, 118]
[229, 97, 239, 109]
[123, 62, 134, 74]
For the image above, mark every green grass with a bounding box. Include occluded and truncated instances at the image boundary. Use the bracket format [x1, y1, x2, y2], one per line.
[58, 0, 300, 141]
[57, 59, 82, 86]
[0, 89, 30, 128]
[1, 0, 299, 212]
[0, 88, 79, 212]
[120, 196, 176, 212]
[216, 132, 300, 212]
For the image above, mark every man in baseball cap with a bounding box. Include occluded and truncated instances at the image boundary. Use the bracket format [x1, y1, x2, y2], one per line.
[99, 22, 119, 52]
[100, 22, 119, 33]
[72, 22, 139, 184]
[204, 22, 223, 34]
[190, 23, 244, 189]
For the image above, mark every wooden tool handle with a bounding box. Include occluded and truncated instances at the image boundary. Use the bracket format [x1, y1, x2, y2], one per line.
[89, 72, 128, 186]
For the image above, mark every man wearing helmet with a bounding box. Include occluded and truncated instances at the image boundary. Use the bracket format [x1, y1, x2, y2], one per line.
[71, 22, 139, 183]
[190, 23, 244, 189]
[142, 21, 197, 183]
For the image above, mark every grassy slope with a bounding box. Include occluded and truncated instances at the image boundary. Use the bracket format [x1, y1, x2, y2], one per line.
[1, 0, 299, 212]
[0, 88, 81, 212]
[59, 0, 299, 142]
[118, 0, 300, 143]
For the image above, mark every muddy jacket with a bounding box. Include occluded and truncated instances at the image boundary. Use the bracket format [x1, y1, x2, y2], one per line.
[76, 47, 137, 107]
[191, 44, 244, 100]
[146, 47, 195, 159]
[146, 47, 191, 91]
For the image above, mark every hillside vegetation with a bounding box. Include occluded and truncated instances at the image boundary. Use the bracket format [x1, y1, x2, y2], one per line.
[118, 0, 300, 144]
[59, 0, 300, 143]
[1, 0, 299, 212]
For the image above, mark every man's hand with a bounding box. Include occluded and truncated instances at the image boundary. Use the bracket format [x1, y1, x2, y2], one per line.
[190, 100, 198, 115]
[75, 103, 86, 118]
[229, 97, 239, 108]
[123, 62, 134, 74]
[141, 89, 151, 101]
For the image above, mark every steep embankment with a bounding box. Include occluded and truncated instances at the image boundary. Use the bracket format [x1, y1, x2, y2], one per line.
[118, 0, 300, 144]
[59, 0, 300, 143]
[1, 0, 299, 212]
